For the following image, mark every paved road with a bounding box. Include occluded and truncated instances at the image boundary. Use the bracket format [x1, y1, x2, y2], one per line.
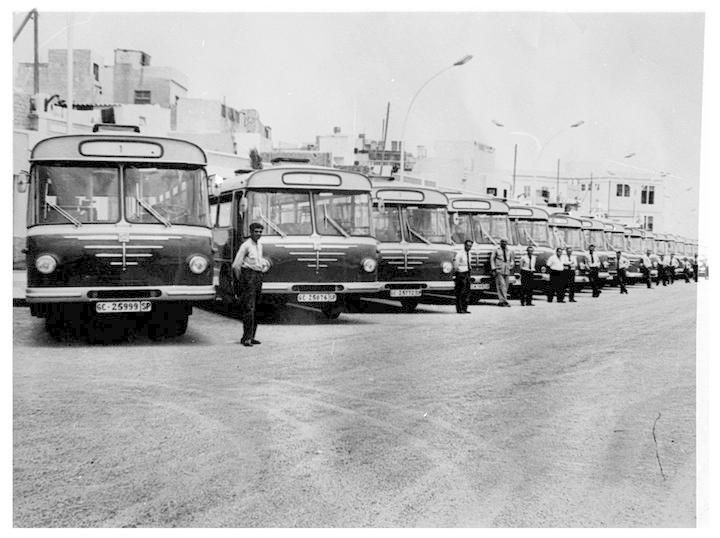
[13, 282, 698, 527]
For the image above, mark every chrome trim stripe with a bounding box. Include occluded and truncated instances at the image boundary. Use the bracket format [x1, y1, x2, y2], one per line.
[26, 285, 215, 303]
[261, 282, 382, 293]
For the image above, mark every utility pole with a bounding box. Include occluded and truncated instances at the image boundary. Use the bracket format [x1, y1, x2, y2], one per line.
[66, 13, 74, 133]
[13, 9, 39, 94]
[556, 158, 561, 205]
[512, 143, 518, 200]
[607, 178, 612, 218]
[589, 172, 593, 214]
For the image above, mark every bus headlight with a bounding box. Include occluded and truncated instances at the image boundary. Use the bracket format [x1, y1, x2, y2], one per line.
[188, 255, 209, 274]
[441, 261, 453, 274]
[361, 257, 377, 273]
[35, 254, 58, 274]
[540, 266, 547, 273]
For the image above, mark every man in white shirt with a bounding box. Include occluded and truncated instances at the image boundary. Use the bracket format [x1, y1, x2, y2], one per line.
[232, 222, 271, 346]
[660, 253, 671, 286]
[640, 249, 654, 288]
[564, 247, 578, 303]
[616, 250, 630, 294]
[453, 240, 473, 313]
[546, 247, 569, 303]
[587, 244, 602, 297]
[668, 254, 679, 285]
[519, 245, 536, 306]
[490, 238, 514, 307]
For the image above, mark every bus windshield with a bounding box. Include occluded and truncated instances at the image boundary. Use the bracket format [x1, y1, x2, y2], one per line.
[33, 164, 120, 225]
[555, 227, 584, 249]
[471, 214, 512, 245]
[627, 236, 643, 252]
[587, 230, 606, 250]
[608, 232, 625, 250]
[372, 206, 402, 242]
[404, 206, 449, 244]
[124, 165, 209, 226]
[514, 221, 552, 248]
[247, 191, 312, 236]
[315, 192, 371, 237]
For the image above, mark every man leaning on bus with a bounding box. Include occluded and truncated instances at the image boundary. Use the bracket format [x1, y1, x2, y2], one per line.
[232, 222, 270, 347]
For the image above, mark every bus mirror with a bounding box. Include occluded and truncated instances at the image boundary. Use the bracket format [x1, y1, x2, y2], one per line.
[239, 197, 248, 213]
[15, 171, 29, 193]
[451, 213, 460, 226]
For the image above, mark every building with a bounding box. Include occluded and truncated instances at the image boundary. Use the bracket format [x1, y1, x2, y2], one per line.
[412, 140, 496, 193]
[109, 49, 188, 108]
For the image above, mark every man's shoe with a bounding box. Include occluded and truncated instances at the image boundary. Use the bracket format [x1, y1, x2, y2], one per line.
[526, 303, 535, 306]
[250, 339, 261, 345]
[569, 299, 577, 302]
[461, 310, 471, 314]
[241, 340, 253, 347]
[557, 300, 566, 303]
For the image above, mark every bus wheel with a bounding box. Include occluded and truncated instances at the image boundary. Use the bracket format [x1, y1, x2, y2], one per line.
[45, 315, 70, 342]
[321, 304, 343, 319]
[400, 299, 419, 313]
[149, 312, 188, 340]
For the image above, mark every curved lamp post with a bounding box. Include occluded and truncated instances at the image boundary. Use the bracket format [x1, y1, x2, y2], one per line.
[398, 54, 473, 182]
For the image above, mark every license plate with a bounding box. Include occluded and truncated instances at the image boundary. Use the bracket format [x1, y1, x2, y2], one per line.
[390, 289, 422, 298]
[95, 301, 152, 314]
[471, 282, 490, 290]
[297, 293, 337, 303]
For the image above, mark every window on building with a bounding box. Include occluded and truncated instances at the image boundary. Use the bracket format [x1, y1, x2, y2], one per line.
[502, 189, 507, 199]
[641, 185, 655, 205]
[134, 90, 151, 105]
[617, 183, 631, 197]
[221, 104, 226, 118]
[596, 183, 600, 190]
[581, 183, 586, 191]
[624, 184, 630, 197]
[486, 187, 497, 196]
[643, 215, 654, 231]
[93, 63, 99, 82]
[616, 183, 623, 197]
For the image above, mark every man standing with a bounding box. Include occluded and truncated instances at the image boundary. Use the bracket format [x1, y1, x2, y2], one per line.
[693, 253, 699, 283]
[490, 238, 513, 307]
[519, 245, 536, 306]
[564, 247, 578, 302]
[668, 253, 678, 285]
[641, 249, 653, 288]
[660, 252, 670, 286]
[546, 247, 568, 303]
[232, 223, 270, 347]
[616, 250, 629, 294]
[587, 244, 602, 297]
[453, 240, 473, 313]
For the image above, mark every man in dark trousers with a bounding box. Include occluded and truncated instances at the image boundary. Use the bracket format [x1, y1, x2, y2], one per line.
[564, 247, 578, 302]
[519, 245, 536, 306]
[490, 237, 513, 307]
[546, 247, 568, 303]
[616, 250, 629, 294]
[641, 249, 654, 288]
[587, 244, 602, 297]
[693, 253, 699, 283]
[453, 240, 473, 313]
[232, 222, 270, 347]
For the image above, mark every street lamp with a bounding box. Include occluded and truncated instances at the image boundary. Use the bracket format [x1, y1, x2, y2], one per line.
[398, 54, 473, 182]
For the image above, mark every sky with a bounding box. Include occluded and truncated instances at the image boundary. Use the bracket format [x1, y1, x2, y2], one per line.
[11, 9, 706, 237]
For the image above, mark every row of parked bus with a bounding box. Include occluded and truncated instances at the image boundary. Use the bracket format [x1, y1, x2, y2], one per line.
[21, 130, 705, 340]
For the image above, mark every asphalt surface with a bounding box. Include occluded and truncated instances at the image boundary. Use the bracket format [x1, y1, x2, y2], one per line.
[13, 281, 698, 527]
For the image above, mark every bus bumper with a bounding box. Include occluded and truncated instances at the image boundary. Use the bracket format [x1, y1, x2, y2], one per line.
[26, 285, 216, 303]
[261, 282, 383, 294]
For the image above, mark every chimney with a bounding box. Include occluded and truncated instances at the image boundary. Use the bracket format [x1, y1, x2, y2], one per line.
[333, 126, 341, 134]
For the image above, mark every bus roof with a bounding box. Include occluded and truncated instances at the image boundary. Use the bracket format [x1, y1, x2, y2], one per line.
[548, 213, 582, 229]
[507, 204, 550, 221]
[625, 227, 645, 238]
[218, 166, 373, 194]
[372, 185, 449, 206]
[30, 134, 207, 165]
[577, 216, 605, 231]
[445, 194, 509, 214]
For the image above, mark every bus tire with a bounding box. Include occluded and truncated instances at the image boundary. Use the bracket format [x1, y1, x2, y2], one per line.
[400, 299, 419, 313]
[321, 304, 343, 319]
[45, 315, 69, 342]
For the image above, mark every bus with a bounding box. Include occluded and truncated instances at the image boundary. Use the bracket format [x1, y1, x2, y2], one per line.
[508, 204, 553, 291]
[624, 227, 645, 283]
[370, 183, 455, 312]
[579, 216, 613, 282]
[446, 195, 517, 300]
[210, 166, 379, 319]
[548, 213, 590, 287]
[24, 127, 215, 341]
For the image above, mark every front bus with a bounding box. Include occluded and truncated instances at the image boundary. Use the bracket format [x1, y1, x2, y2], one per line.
[508, 204, 554, 293]
[371, 184, 455, 312]
[446, 195, 516, 301]
[25, 130, 215, 341]
[210, 167, 379, 319]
